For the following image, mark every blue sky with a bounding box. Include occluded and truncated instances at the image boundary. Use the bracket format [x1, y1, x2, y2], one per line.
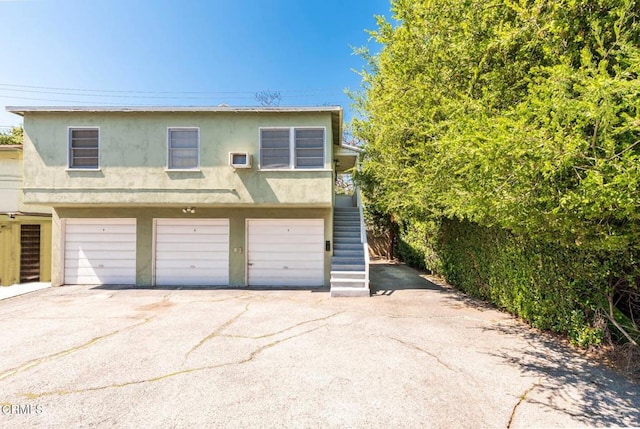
[0, 0, 391, 128]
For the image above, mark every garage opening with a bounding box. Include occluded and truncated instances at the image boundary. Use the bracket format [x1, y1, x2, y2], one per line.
[154, 218, 230, 286]
[63, 219, 136, 285]
[247, 219, 324, 287]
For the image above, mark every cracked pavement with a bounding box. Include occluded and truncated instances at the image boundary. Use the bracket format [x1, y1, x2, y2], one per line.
[1, 262, 638, 428]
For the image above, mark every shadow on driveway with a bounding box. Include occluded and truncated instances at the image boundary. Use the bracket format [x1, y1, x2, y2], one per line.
[370, 261, 442, 295]
[371, 261, 640, 427]
[483, 321, 640, 427]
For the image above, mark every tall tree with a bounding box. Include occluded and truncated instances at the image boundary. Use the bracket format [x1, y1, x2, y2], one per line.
[353, 0, 640, 251]
[0, 126, 23, 145]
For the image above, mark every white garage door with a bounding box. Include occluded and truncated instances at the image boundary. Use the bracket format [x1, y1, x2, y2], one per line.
[247, 219, 324, 287]
[63, 218, 136, 285]
[154, 219, 229, 286]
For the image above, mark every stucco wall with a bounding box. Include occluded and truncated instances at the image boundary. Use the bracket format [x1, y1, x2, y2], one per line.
[0, 150, 21, 212]
[52, 207, 333, 288]
[22, 111, 335, 206]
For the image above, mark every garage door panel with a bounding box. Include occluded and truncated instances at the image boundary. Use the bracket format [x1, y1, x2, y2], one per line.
[154, 273, 228, 285]
[65, 275, 136, 284]
[248, 219, 321, 226]
[64, 257, 137, 269]
[247, 219, 324, 287]
[155, 251, 228, 262]
[64, 219, 136, 285]
[248, 227, 323, 237]
[250, 269, 324, 278]
[155, 268, 227, 276]
[65, 224, 136, 234]
[154, 218, 229, 286]
[251, 252, 324, 265]
[247, 271, 324, 286]
[65, 242, 136, 252]
[71, 266, 135, 278]
[252, 259, 324, 272]
[66, 234, 135, 244]
[156, 224, 227, 234]
[155, 259, 227, 269]
[157, 233, 228, 246]
[64, 246, 136, 261]
[248, 243, 324, 253]
[155, 242, 228, 253]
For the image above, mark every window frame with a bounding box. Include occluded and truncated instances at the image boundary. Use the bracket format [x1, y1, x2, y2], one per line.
[258, 126, 326, 171]
[67, 126, 100, 170]
[166, 127, 200, 171]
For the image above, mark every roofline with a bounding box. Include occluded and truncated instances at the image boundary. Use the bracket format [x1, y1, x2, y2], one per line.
[7, 105, 344, 146]
[6, 105, 342, 116]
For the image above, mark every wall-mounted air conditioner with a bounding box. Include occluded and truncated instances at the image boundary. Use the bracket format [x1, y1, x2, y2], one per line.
[229, 152, 252, 168]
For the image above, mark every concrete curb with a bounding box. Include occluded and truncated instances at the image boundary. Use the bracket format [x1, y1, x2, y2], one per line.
[0, 282, 51, 300]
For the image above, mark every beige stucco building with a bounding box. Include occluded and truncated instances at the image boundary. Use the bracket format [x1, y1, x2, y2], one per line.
[0, 144, 51, 286]
[7, 106, 368, 296]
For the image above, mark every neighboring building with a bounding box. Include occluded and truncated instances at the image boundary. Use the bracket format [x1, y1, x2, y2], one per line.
[7, 106, 368, 296]
[0, 144, 52, 286]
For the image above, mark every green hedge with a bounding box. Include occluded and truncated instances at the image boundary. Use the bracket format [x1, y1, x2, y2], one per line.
[436, 218, 614, 346]
[396, 217, 637, 346]
[396, 219, 442, 274]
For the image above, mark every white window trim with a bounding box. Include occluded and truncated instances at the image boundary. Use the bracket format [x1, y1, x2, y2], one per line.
[167, 127, 200, 171]
[67, 126, 100, 170]
[258, 126, 327, 171]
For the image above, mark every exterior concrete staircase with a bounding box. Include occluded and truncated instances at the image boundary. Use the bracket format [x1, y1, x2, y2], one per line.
[330, 194, 370, 297]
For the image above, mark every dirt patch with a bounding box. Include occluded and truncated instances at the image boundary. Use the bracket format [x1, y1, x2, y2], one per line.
[136, 301, 175, 312]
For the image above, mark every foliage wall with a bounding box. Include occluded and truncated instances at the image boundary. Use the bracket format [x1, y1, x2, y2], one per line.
[0, 126, 23, 145]
[353, 0, 640, 347]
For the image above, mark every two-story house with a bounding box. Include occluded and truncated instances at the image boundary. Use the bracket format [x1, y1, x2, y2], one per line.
[0, 144, 52, 286]
[7, 106, 369, 296]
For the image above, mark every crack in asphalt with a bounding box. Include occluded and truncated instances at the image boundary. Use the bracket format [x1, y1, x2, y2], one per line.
[22, 325, 325, 399]
[184, 303, 252, 358]
[220, 311, 343, 340]
[507, 378, 542, 428]
[0, 317, 156, 381]
[388, 337, 456, 372]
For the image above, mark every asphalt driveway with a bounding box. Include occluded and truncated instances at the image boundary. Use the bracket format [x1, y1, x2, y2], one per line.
[1, 262, 638, 428]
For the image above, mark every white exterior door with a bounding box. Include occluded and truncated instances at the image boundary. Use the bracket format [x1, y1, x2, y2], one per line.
[63, 218, 137, 285]
[154, 219, 229, 286]
[247, 219, 324, 287]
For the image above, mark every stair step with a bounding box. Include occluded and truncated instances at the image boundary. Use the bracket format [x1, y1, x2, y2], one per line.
[330, 286, 370, 297]
[333, 247, 364, 259]
[333, 239, 362, 245]
[334, 237, 361, 243]
[331, 264, 366, 271]
[334, 228, 361, 233]
[330, 280, 367, 288]
[334, 226, 361, 231]
[330, 270, 366, 278]
[334, 242, 362, 249]
[332, 256, 365, 263]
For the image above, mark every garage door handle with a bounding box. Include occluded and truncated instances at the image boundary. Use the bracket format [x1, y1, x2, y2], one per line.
[247, 263, 254, 266]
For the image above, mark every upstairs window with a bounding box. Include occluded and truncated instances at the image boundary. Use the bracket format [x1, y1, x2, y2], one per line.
[69, 128, 99, 169]
[260, 129, 290, 169]
[294, 129, 324, 168]
[168, 128, 199, 170]
[260, 127, 325, 169]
